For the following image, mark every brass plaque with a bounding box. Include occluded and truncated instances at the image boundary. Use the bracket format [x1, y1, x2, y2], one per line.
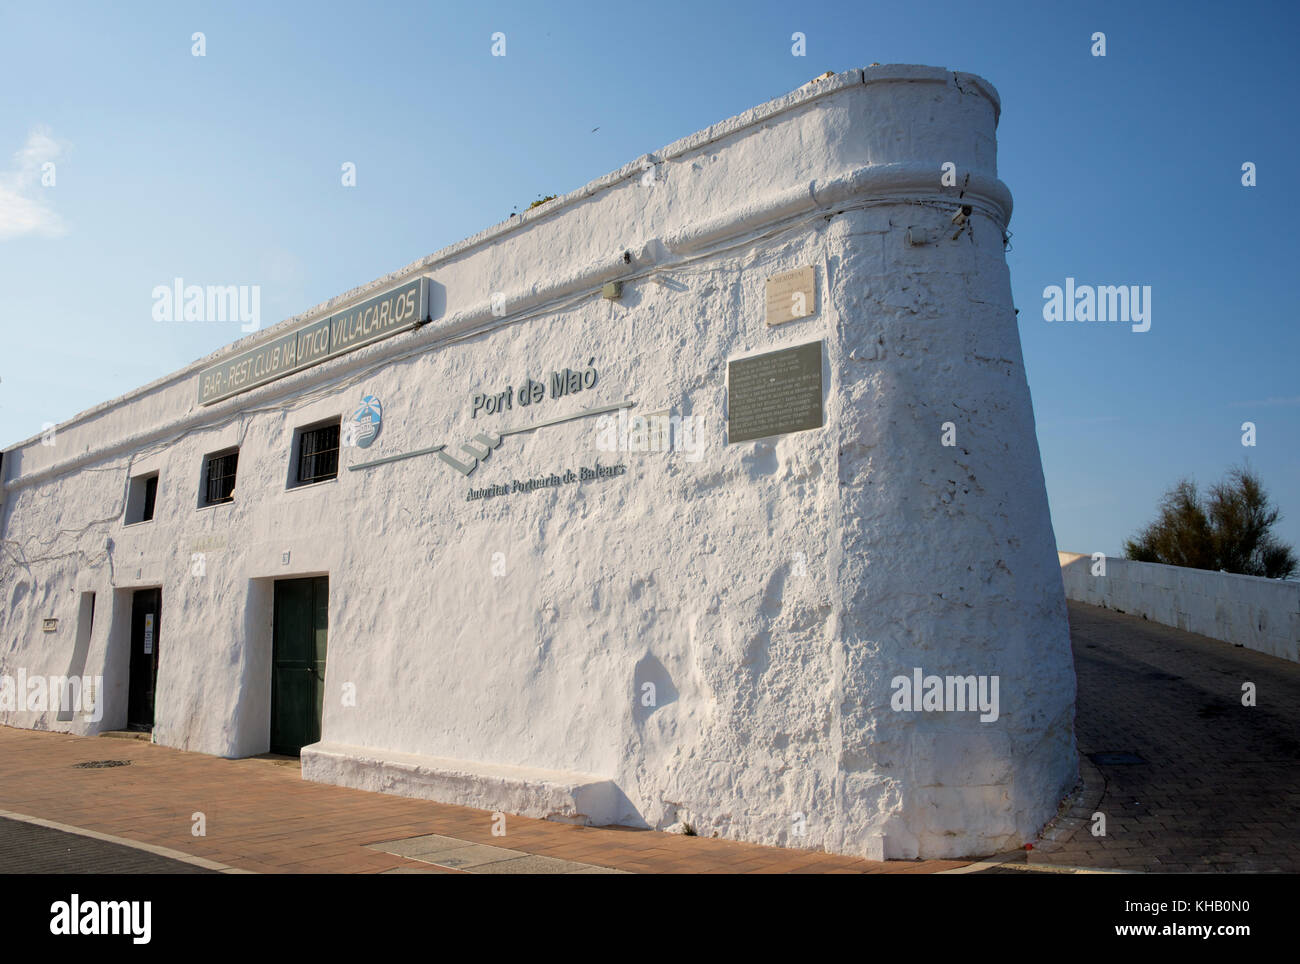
[765, 265, 816, 326]
[727, 341, 824, 444]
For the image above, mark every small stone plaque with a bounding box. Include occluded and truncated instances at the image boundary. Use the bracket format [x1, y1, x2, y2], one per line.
[727, 341, 824, 444]
[765, 265, 816, 326]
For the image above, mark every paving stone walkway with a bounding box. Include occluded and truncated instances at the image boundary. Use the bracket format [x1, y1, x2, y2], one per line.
[367, 833, 627, 873]
[0, 728, 963, 874]
[1017, 601, 1300, 872]
[0, 600, 1293, 873]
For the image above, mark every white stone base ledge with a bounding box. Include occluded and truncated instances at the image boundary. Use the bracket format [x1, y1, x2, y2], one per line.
[300, 742, 623, 827]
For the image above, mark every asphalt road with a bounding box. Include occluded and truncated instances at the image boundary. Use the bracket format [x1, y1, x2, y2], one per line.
[0, 817, 214, 874]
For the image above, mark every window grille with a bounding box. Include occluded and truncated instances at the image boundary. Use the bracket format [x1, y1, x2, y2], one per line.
[297, 423, 340, 485]
[205, 452, 238, 505]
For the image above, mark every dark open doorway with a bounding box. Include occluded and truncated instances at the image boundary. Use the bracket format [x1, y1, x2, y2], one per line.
[126, 588, 161, 731]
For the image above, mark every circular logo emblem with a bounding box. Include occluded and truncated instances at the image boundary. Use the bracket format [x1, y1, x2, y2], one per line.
[351, 394, 382, 449]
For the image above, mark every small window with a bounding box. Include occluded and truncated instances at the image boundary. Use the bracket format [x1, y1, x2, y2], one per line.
[294, 420, 340, 486]
[125, 472, 160, 524]
[202, 449, 239, 506]
[143, 475, 158, 520]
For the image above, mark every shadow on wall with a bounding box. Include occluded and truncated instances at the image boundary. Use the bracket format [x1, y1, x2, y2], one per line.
[595, 783, 651, 831]
[632, 652, 678, 725]
[55, 592, 97, 723]
[229, 578, 275, 758]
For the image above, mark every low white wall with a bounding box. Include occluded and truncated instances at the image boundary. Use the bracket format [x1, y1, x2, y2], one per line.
[1059, 552, 1300, 663]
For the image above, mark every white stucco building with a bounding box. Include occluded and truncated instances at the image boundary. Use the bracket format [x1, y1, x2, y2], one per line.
[0, 65, 1077, 860]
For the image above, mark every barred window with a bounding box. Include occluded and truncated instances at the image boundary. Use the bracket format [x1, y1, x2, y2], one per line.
[296, 422, 340, 485]
[204, 451, 238, 505]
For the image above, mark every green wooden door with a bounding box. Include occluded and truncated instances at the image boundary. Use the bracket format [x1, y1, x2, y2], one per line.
[271, 576, 328, 755]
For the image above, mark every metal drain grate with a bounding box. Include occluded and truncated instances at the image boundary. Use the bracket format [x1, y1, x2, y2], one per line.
[72, 760, 131, 769]
[1088, 752, 1147, 766]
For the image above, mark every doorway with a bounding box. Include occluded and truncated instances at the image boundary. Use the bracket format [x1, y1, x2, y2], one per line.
[271, 576, 328, 755]
[126, 588, 161, 730]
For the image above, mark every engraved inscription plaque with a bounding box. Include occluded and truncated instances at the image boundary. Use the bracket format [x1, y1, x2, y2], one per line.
[765, 265, 816, 326]
[727, 341, 824, 444]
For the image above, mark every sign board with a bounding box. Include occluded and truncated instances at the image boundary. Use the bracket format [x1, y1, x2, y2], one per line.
[197, 277, 430, 406]
[765, 266, 816, 326]
[727, 340, 824, 444]
[143, 614, 154, 655]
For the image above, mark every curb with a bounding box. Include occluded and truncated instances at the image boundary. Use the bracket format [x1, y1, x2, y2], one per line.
[1032, 752, 1108, 855]
[939, 751, 1111, 874]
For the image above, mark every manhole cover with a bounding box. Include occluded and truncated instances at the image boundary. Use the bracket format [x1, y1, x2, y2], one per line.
[72, 760, 131, 769]
[1089, 752, 1147, 766]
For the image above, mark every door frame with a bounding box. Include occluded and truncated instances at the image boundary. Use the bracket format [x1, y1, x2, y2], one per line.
[126, 587, 162, 731]
[269, 575, 328, 755]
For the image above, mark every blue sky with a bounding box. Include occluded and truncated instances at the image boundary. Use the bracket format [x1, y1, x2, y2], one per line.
[1, 0, 1296, 556]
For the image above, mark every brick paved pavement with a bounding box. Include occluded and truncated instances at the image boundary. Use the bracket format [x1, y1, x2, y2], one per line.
[0, 728, 964, 874]
[1019, 601, 1300, 873]
[1, 599, 1293, 874]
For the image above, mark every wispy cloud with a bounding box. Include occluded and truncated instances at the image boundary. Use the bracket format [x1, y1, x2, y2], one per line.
[0, 126, 66, 241]
[1229, 396, 1300, 408]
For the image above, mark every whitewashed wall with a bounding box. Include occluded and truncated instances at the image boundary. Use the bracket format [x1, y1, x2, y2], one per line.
[1060, 552, 1300, 663]
[0, 65, 1076, 859]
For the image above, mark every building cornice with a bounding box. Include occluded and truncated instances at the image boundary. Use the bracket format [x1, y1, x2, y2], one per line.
[3, 64, 1006, 491]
